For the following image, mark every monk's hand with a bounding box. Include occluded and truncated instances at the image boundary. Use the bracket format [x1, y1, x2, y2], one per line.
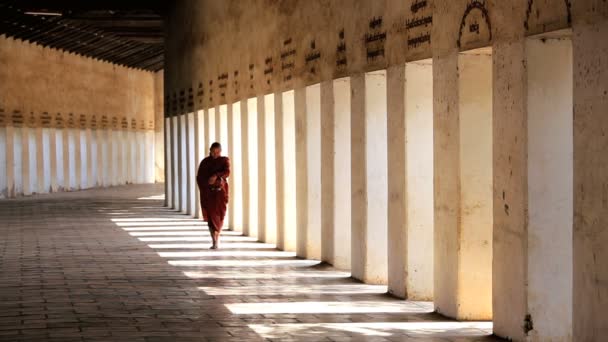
[208, 175, 217, 185]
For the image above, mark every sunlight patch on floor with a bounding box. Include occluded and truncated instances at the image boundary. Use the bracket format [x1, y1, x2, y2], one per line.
[168, 259, 320, 267]
[226, 301, 432, 314]
[199, 284, 387, 295]
[248, 321, 493, 339]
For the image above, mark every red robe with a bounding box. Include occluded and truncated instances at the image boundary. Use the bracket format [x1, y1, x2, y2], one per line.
[196, 156, 230, 232]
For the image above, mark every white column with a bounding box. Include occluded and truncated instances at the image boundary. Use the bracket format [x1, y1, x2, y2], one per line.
[171, 115, 178, 208]
[226, 104, 235, 227]
[387, 62, 434, 299]
[247, 97, 259, 238]
[573, 16, 608, 341]
[96, 128, 103, 187]
[232, 103, 243, 232]
[176, 114, 184, 211]
[526, 34, 572, 340]
[0, 126, 8, 198]
[164, 117, 172, 207]
[85, 128, 93, 189]
[264, 94, 277, 244]
[215, 105, 221, 145]
[294, 87, 307, 257]
[62, 128, 70, 191]
[282, 91, 298, 252]
[21, 126, 31, 196]
[351, 72, 389, 284]
[305, 84, 322, 260]
[274, 93, 285, 249]
[321, 78, 351, 270]
[434, 50, 493, 320]
[185, 112, 193, 215]
[49, 127, 58, 192]
[35, 127, 45, 194]
[193, 111, 201, 217]
[257, 96, 267, 242]
[180, 115, 187, 213]
[240, 101, 250, 236]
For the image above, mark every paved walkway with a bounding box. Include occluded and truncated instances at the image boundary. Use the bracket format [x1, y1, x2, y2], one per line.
[0, 185, 499, 341]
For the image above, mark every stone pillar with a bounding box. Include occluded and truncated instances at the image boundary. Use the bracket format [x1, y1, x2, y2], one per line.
[35, 127, 44, 194]
[164, 117, 171, 207]
[321, 78, 351, 270]
[22, 126, 31, 196]
[74, 127, 82, 189]
[387, 65, 407, 297]
[85, 129, 93, 189]
[5, 125, 15, 197]
[274, 93, 286, 249]
[62, 128, 70, 191]
[193, 111, 201, 217]
[170, 115, 178, 209]
[226, 105, 235, 227]
[433, 50, 493, 320]
[240, 100, 250, 236]
[215, 105, 221, 144]
[49, 127, 58, 192]
[387, 62, 434, 299]
[180, 115, 188, 213]
[351, 72, 389, 284]
[95, 128, 103, 187]
[257, 95, 267, 242]
[231, 102, 243, 232]
[185, 112, 192, 216]
[263, 94, 277, 244]
[294, 87, 307, 257]
[572, 8, 608, 340]
[281, 90, 297, 252]
[247, 97, 259, 238]
[305, 84, 322, 260]
[176, 114, 184, 211]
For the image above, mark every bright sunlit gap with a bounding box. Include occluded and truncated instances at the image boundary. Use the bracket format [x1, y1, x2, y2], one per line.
[112, 218, 206, 222]
[137, 194, 165, 200]
[148, 242, 276, 249]
[183, 270, 351, 279]
[138, 236, 257, 242]
[158, 251, 296, 258]
[225, 301, 432, 314]
[248, 321, 493, 339]
[199, 284, 387, 296]
[168, 259, 320, 267]
[114, 221, 208, 226]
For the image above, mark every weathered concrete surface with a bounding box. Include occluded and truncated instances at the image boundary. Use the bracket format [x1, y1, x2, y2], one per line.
[572, 2, 608, 340]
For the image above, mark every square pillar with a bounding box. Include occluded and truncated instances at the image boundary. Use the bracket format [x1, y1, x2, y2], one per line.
[193, 111, 202, 217]
[226, 104, 235, 227]
[164, 117, 172, 207]
[274, 93, 286, 249]
[35, 127, 45, 194]
[264, 94, 277, 244]
[433, 49, 493, 320]
[321, 78, 351, 270]
[185, 112, 193, 216]
[247, 97, 259, 239]
[572, 13, 608, 340]
[351, 72, 389, 285]
[257, 96, 267, 242]
[240, 101, 251, 236]
[387, 62, 434, 299]
[231, 102, 244, 232]
[281, 90, 297, 252]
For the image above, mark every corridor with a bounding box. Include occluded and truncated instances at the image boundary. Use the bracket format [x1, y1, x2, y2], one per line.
[0, 185, 496, 342]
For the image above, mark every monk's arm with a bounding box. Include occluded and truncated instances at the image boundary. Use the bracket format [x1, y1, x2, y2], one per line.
[196, 161, 205, 188]
[216, 157, 231, 179]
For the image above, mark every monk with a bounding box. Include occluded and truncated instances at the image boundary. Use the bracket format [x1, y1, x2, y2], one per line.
[196, 142, 230, 249]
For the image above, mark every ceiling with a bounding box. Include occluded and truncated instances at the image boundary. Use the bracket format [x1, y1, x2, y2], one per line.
[0, 0, 165, 71]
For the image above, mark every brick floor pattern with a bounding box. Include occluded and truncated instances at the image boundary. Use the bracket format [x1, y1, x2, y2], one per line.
[0, 184, 502, 342]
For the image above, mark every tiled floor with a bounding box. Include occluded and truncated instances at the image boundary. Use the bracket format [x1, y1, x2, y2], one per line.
[0, 184, 501, 342]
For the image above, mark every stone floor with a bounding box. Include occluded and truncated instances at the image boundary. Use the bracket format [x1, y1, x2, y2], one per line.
[0, 184, 501, 342]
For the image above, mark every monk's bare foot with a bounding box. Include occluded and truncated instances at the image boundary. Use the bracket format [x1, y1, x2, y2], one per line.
[209, 245, 218, 250]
